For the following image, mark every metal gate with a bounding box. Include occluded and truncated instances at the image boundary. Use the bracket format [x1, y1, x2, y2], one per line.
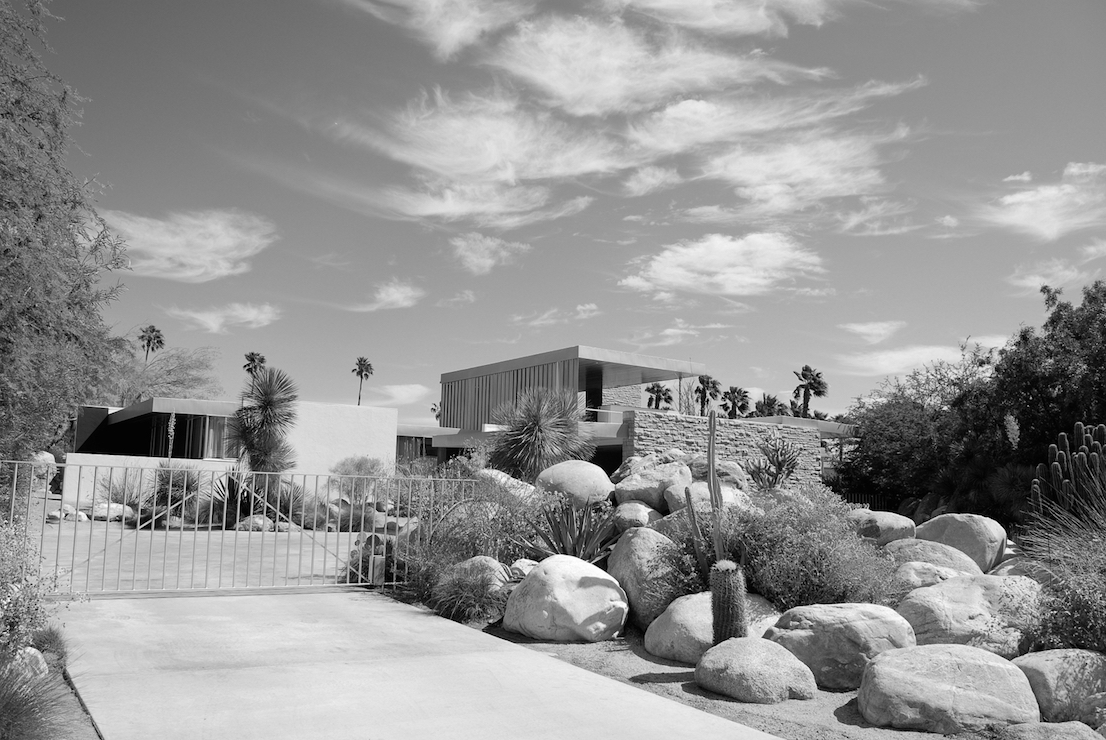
[1, 459, 475, 595]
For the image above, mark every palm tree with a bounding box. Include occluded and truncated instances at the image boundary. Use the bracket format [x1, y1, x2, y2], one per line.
[431, 402, 441, 422]
[228, 366, 299, 473]
[753, 393, 788, 417]
[720, 386, 750, 419]
[139, 325, 164, 364]
[645, 382, 673, 410]
[694, 374, 721, 416]
[488, 388, 595, 482]
[352, 357, 374, 405]
[792, 365, 829, 419]
[243, 352, 266, 378]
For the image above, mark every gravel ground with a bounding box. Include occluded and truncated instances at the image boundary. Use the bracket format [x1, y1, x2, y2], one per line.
[484, 623, 1006, 740]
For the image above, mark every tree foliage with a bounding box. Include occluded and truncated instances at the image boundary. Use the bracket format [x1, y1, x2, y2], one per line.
[792, 365, 828, 418]
[0, 0, 127, 458]
[694, 374, 721, 416]
[108, 345, 223, 406]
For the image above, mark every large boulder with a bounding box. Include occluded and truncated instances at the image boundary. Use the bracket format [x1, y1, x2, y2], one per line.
[695, 637, 817, 704]
[88, 501, 136, 522]
[891, 561, 963, 594]
[613, 462, 691, 511]
[999, 722, 1103, 739]
[442, 556, 511, 590]
[884, 538, 983, 575]
[474, 468, 537, 503]
[685, 454, 749, 490]
[663, 480, 743, 514]
[10, 647, 49, 681]
[846, 509, 916, 547]
[989, 557, 1057, 586]
[763, 603, 916, 690]
[535, 461, 614, 507]
[1013, 649, 1106, 726]
[606, 527, 685, 631]
[613, 501, 662, 532]
[858, 644, 1041, 733]
[643, 591, 782, 665]
[896, 574, 1042, 658]
[502, 555, 627, 642]
[30, 451, 57, 481]
[916, 513, 1008, 572]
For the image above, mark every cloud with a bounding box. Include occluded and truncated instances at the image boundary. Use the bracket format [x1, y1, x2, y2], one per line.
[1006, 258, 1096, 294]
[609, 0, 842, 37]
[624, 166, 683, 197]
[626, 318, 731, 348]
[365, 383, 432, 407]
[838, 320, 906, 344]
[836, 198, 919, 236]
[979, 162, 1106, 241]
[449, 232, 531, 274]
[309, 252, 351, 269]
[486, 15, 825, 117]
[1003, 171, 1032, 182]
[936, 215, 959, 228]
[838, 337, 1009, 376]
[380, 181, 593, 229]
[436, 289, 477, 307]
[346, 279, 426, 311]
[166, 302, 282, 334]
[510, 303, 602, 327]
[338, 0, 535, 59]
[620, 232, 824, 299]
[103, 209, 277, 282]
[1081, 239, 1106, 261]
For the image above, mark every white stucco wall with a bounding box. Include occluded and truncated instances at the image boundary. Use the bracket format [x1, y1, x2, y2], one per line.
[285, 402, 398, 475]
[60, 453, 233, 509]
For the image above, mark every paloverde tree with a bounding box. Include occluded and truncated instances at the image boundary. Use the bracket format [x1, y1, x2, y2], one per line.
[352, 356, 374, 405]
[792, 365, 829, 419]
[720, 386, 750, 419]
[488, 388, 595, 482]
[645, 382, 673, 410]
[0, 0, 127, 459]
[694, 374, 721, 416]
[138, 325, 165, 364]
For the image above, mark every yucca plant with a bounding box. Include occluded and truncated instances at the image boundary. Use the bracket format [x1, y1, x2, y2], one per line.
[488, 388, 595, 482]
[523, 495, 617, 565]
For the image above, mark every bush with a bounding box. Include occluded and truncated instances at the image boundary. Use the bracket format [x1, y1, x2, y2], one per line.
[30, 626, 68, 666]
[429, 567, 510, 623]
[669, 485, 895, 612]
[1, 521, 51, 660]
[97, 467, 154, 510]
[0, 661, 78, 740]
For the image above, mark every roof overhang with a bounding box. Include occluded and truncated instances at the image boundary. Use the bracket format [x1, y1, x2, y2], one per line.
[440, 345, 706, 389]
[106, 397, 240, 425]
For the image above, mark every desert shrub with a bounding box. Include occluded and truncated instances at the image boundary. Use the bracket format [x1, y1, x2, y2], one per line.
[429, 568, 510, 623]
[522, 495, 618, 565]
[97, 467, 154, 510]
[488, 388, 595, 482]
[0, 662, 78, 740]
[30, 625, 68, 666]
[331, 455, 388, 478]
[0, 521, 50, 660]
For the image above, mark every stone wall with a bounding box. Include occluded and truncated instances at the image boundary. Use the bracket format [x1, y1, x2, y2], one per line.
[624, 410, 823, 488]
[604, 384, 644, 407]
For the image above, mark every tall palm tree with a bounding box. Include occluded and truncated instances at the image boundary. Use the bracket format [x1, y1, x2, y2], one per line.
[352, 356, 374, 405]
[139, 325, 164, 364]
[243, 352, 266, 378]
[228, 366, 299, 473]
[720, 386, 750, 419]
[430, 402, 441, 421]
[694, 374, 721, 416]
[645, 382, 673, 410]
[792, 365, 829, 419]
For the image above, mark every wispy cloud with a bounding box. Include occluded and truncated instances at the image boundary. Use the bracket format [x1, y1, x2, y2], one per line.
[510, 303, 602, 327]
[309, 252, 351, 269]
[979, 162, 1106, 241]
[623, 166, 683, 197]
[838, 336, 1009, 376]
[449, 232, 530, 274]
[365, 383, 432, 407]
[338, 0, 535, 59]
[436, 289, 477, 307]
[103, 209, 277, 282]
[1081, 239, 1106, 261]
[486, 16, 825, 117]
[166, 302, 281, 334]
[1003, 171, 1032, 182]
[620, 232, 824, 300]
[838, 320, 907, 344]
[346, 279, 426, 311]
[626, 318, 731, 348]
[836, 198, 920, 236]
[1006, 258, 1096, 294]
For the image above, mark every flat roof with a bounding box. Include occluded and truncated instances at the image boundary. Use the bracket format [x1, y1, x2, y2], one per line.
[441, 345, 706, 387]
[106, 397, 240, 425]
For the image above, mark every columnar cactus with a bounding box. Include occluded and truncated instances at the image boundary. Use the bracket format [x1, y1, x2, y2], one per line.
[710, 559, 748, 644]
[1031, 422, 1106, 516]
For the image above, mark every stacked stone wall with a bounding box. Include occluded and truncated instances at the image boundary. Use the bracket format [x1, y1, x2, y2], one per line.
[624, 410, 823, 488]
[604, 384, 644, 407]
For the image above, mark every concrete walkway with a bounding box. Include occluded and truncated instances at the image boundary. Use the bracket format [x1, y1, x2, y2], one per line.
[63, 590, 782, 740]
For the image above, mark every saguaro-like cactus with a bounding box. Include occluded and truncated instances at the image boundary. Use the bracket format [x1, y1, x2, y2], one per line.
[704, 411, 748, 644]
[1031, 422, 1106, 517]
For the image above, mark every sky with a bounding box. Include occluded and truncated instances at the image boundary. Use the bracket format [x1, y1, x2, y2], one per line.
[43, 0, 1106, 424]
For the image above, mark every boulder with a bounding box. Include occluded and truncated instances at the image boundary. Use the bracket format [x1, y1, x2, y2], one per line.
[89, 502, 136, 522]
[613, 462, 690, 511]
[695, 637, 817, 704]
[846, 509, 916, 546]
[884, 538, 983, 575]
[916, 513, 1008, 572]
[663, 480, 741, 514]
[11, 647, 49, 680]
[443, 556, 511, 591]
[610, 453, 657, 484]
[1013, 649, 1106, 726]
[509, 558, 538, 580]
[643, 591, 781, 665]
[859, 644, 1041, 733]
[989, 557, 1057, 586]
[502, 555, 627, 642]
[235, 515, 275, 532]
[892, 561, 963, 594]
[686, 454, 749, 490]
[606, 527, 685, 630]
[534, 461, 614, 507]
[613, 501, 662, 532]
[999, 722, 1102, 739]
[896, 574, 1042, 658]
[764, 603, 916, 689]
[474, 468, 537, 502]
[30, 451, 57, 480]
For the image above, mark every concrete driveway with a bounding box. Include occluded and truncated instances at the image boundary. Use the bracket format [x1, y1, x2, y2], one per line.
[62, 589, 781, 740]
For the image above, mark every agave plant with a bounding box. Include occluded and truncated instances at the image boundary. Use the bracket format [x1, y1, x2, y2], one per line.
[487, 388, 595, 482]
[522, 495, 617, 565]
